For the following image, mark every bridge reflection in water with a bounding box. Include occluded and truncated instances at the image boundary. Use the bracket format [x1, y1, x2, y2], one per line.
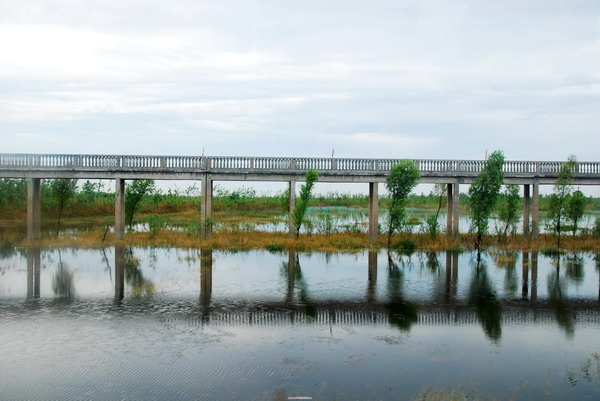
[22, 247, 600, 341]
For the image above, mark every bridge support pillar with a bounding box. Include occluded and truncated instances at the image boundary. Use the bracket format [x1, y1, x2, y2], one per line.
[114, 245, 125, 303]
[522, 251, 529, 299]
[446, 183, 459, 237]
[523, 185, 530, 237]
[531, 251, 538, 302]
[367, 250, 377, 302]
[27, 178, 41, 240]
[115, 178, 125, 240]
[288, 181, 296, 237]
[446, 183, 453, 235]
[452, 183, 460, 236]
[200, 249, 213, 307]
[368, 182, 379, 240]
[531, 183, 539, 240]
[286, 251, 297, 304]
[201, 175, 213, 237]
[26, 247, 41, 299]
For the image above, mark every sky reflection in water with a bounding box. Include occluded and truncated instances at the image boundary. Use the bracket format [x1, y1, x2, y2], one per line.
[0, 247, 599, 400]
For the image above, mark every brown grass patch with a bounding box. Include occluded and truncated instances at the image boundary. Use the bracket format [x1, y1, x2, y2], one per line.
[13, 228, 600, 254]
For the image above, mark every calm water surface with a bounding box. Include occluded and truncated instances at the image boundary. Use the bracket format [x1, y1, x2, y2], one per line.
[0, 246, 599, 400]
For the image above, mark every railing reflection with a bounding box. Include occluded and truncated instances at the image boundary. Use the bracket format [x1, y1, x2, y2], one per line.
[88, 248, 598, 336]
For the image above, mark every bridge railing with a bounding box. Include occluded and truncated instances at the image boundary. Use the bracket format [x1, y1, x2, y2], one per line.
[2, 153, 600, 176]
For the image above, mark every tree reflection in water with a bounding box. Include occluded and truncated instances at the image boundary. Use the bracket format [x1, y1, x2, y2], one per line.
[565, 253, 585, 285]
[52, 249, 75, 301]
[281, 252, 316, 318]
[547, 255, 575, 338]
[468, 260, 502, 342]
[123, 248, 155, 298]
[491, 250, 518, 296]
[386, 252, 417, 331]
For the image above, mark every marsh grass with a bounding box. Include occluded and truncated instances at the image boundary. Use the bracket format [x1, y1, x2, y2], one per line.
[17, 228, 600, 254]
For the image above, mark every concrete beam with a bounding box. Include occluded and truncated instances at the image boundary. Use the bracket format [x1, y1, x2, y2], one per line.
[201, 175, 213, 237]
[523, 184, 530, 237]
[288, 181, 296, 237]
[115, 178, 125, 240]
[6, 168, 600, 186]
[531, 183, 539, 240]
[27, 178, 41, 240]
[368, 182, 379, 240]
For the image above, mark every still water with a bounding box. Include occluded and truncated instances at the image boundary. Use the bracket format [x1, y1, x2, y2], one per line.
[0, 247, 599, 400]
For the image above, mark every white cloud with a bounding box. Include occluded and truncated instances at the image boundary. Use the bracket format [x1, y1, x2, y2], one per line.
[0, 0, 599, 163]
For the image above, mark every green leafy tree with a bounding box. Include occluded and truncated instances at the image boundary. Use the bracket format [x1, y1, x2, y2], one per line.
[125, 180, 156, 227]
[293, 169, 319, 238]
[468, 151, 505, 260]
[50, 178, 77, 235]
[0, 178, 27, 209]
[497, 184, 520, 236]
[548, 155, 577, 246]
[385, 160, 420, 248]
[566, 190, 586, 235]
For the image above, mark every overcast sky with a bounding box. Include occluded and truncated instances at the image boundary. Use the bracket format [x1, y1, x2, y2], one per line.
[1, 0, 599, 163]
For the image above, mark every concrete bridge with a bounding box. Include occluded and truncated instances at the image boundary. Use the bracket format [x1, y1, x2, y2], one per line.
[2, 153, 600, 240]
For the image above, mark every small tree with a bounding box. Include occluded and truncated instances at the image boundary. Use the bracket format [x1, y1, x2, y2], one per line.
[293, 169, 319, 238]
[548, 155, 577, 246]
[566, 190, 586, 236]
[497, 184, 520, 236]
[125, 179, 156, 227]
[50, 178, 77, 235]
[468, 151, 505, 261]
[425, 183, 446, 239]
[385, 160, 420, 248]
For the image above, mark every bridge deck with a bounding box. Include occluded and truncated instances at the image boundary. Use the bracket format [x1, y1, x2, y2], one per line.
[2, 153, 600, 184]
